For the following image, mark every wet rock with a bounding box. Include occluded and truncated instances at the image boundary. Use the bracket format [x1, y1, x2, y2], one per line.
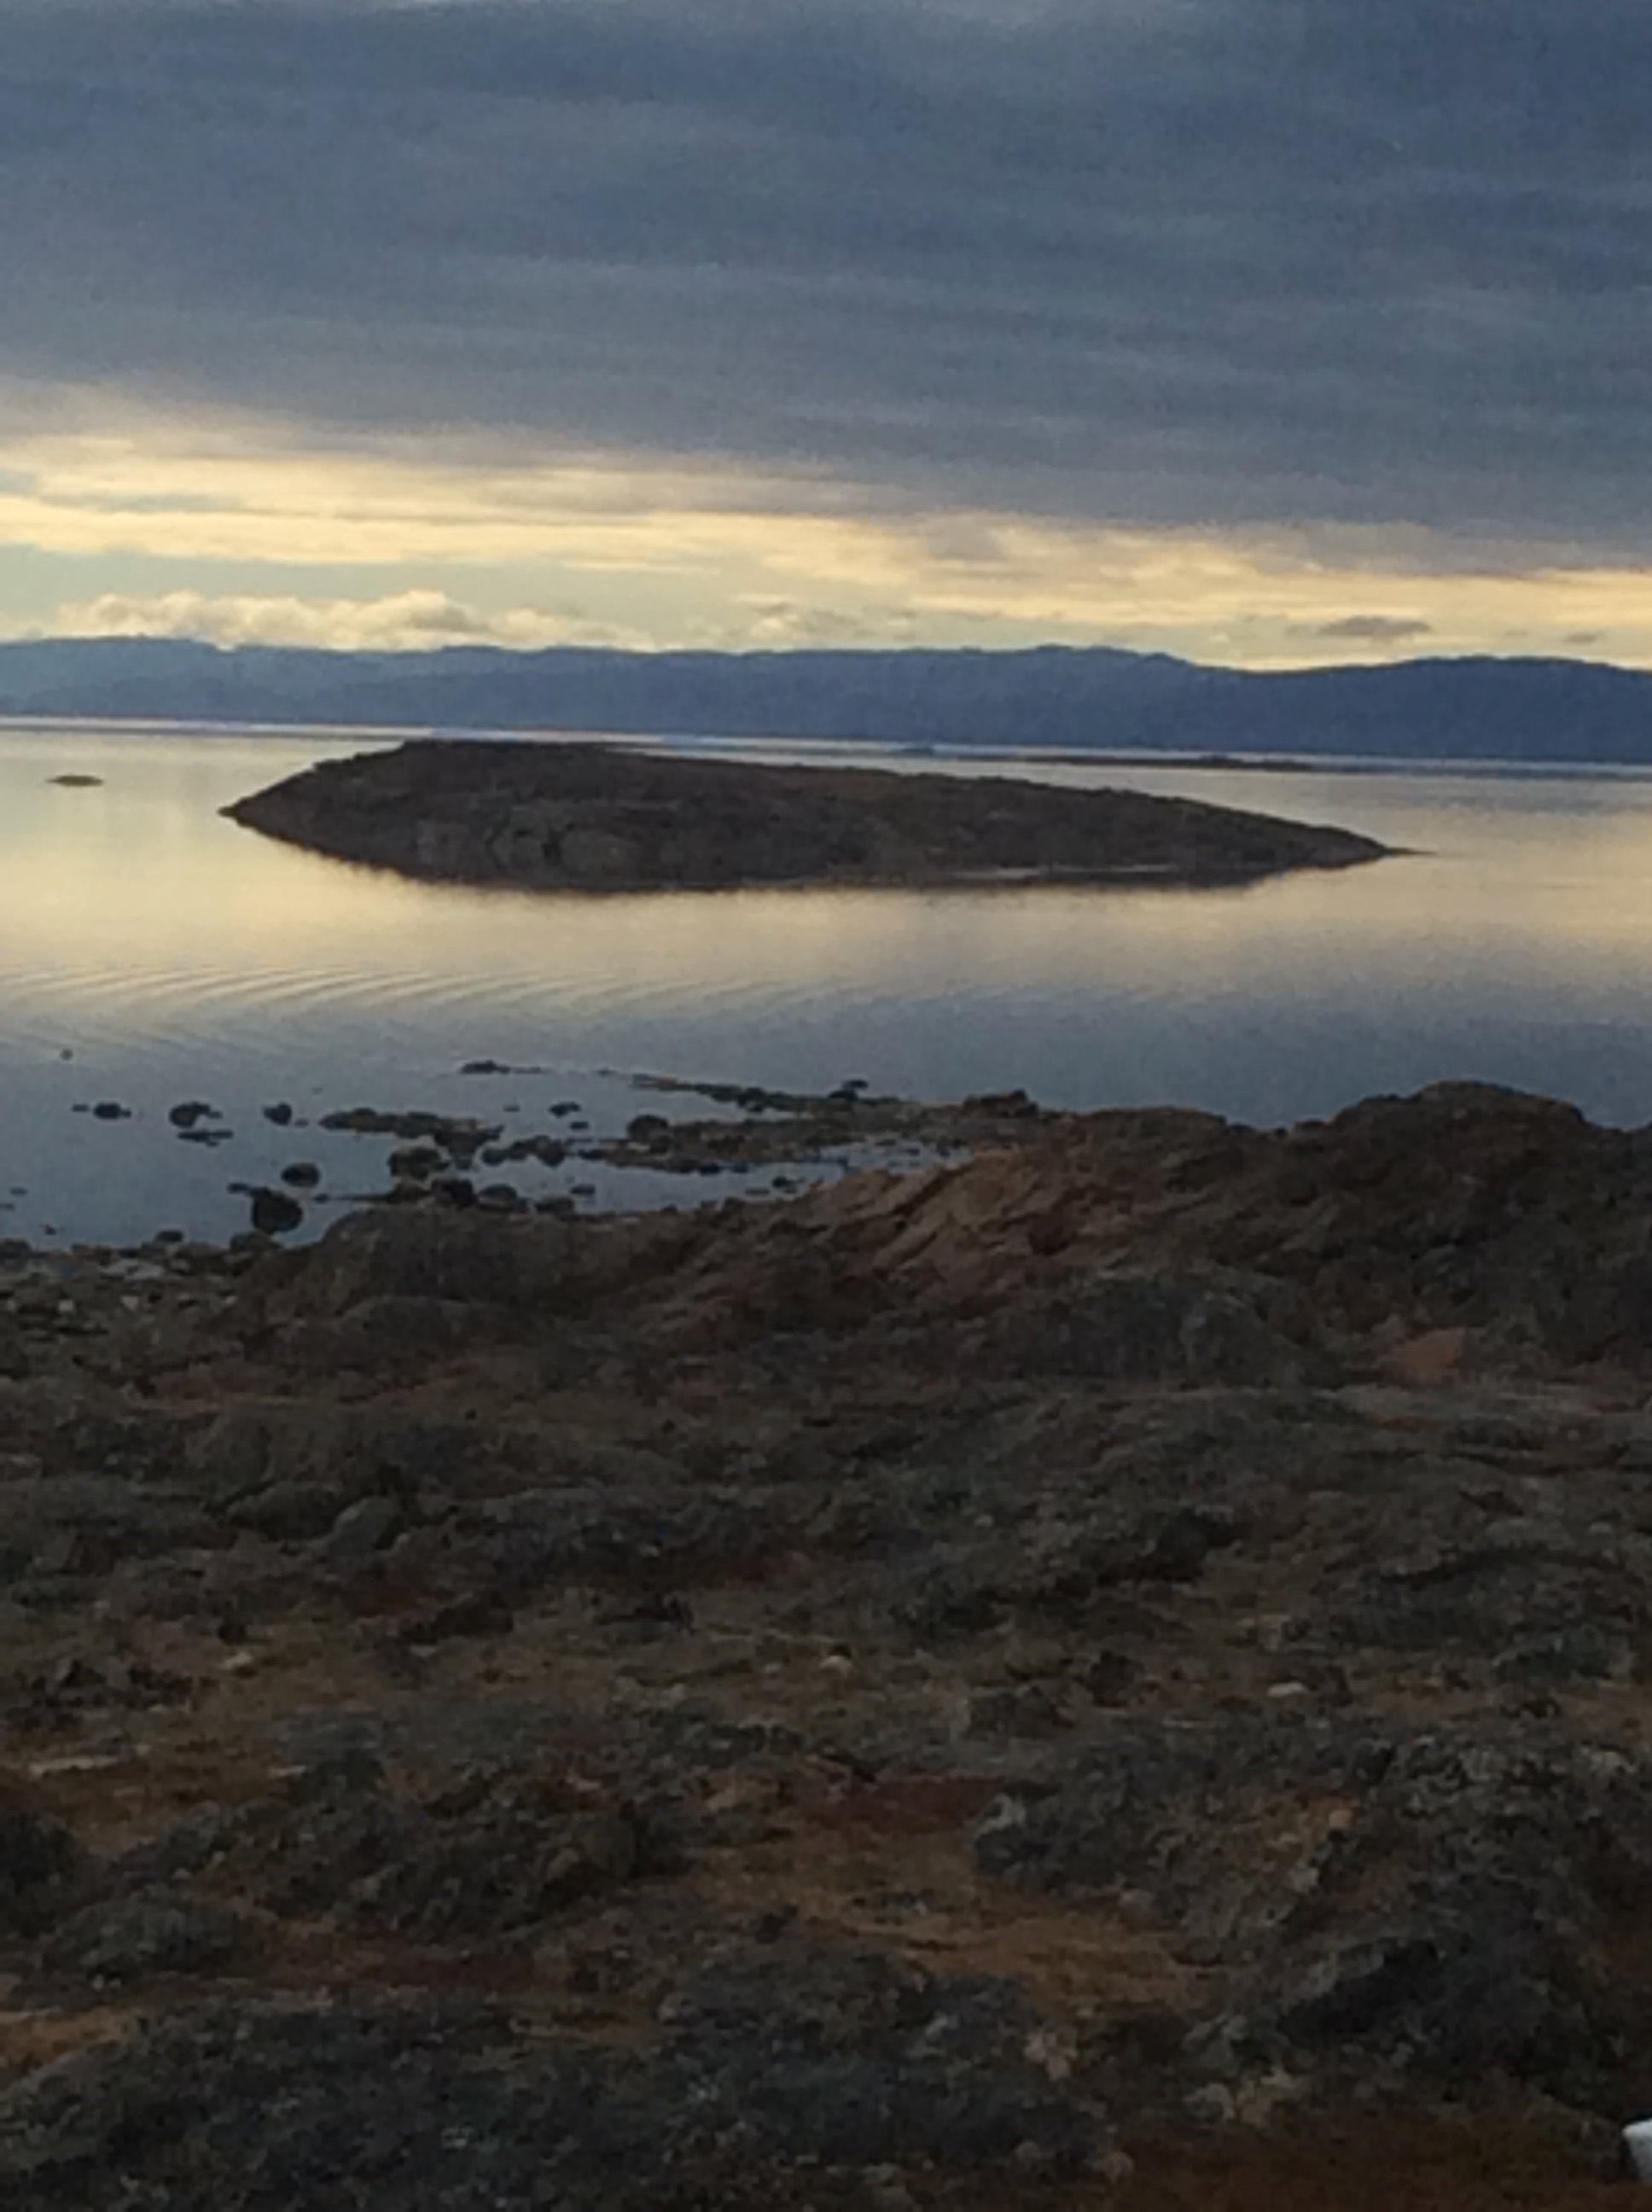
[248, 1188, 304, 1237]
[387, 1142, 445, 1181]
[169, 1102, 221, 1130]
[483, 1133, 569, 1167]
[963, 1087, 1040, 1117]
[321, 1108, 498, 1157]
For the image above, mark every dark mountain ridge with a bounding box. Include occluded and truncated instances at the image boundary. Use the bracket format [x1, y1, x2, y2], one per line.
[4, 637, 1652, 763]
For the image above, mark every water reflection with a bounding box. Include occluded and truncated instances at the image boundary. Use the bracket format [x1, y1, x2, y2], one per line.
[5, 724, 1652, 1243]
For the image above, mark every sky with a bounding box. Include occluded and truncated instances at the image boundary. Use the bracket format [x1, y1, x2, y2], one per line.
[2, 0, 1649, 668]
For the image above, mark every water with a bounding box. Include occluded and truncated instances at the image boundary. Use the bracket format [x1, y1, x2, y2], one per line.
[6, 721, 1652, 1246]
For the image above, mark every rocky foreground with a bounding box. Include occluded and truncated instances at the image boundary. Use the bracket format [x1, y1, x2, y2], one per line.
[224, 739, 1386, 890]
[7, 1082, 1652, 2207]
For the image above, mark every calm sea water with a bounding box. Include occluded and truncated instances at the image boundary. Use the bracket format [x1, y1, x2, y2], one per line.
[5, 721, 1652, 1246]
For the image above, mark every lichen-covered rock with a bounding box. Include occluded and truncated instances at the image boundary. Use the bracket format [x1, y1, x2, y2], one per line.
[977, 1714, 1652, 2111]
[659, 1945, 1102, 2171]
[18, 1079, 1652, 2200]
[136, 1758, 659, 1941]
[997, 1268, 1316, 1388]
[41, 1890, 244, 1983]
[0, 1982, 1102, 2211]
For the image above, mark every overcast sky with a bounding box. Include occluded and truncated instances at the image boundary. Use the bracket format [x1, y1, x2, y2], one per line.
[1, 0, 1647, 664]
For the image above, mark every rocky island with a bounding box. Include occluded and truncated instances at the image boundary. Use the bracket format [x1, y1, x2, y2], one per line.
[1, 1080, 1650, 2206]
[224, 739, 1386, 890]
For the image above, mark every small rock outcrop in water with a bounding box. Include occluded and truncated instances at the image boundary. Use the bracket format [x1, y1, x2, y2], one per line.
[8, 1080, 1652, 2204]
[224, 738, 1387, 891]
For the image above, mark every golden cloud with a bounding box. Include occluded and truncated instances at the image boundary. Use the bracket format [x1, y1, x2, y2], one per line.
[9, 401, 1652, 667]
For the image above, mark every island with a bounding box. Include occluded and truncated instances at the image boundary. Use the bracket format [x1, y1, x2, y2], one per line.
[224, 737, 1386, 890]
[1, 1080, 1649, 2205]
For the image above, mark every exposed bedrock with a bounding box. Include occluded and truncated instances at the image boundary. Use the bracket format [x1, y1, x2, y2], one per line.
[4, 1081, 1652, 2203]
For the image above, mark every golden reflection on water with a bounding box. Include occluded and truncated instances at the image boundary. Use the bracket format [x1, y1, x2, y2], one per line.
[5, 729, 1652, 1091]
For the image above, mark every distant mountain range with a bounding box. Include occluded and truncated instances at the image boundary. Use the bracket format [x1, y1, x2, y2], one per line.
[4, 637, 1652, 764]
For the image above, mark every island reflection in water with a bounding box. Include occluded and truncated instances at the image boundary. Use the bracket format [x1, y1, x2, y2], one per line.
[5, 724, 1652, 1244]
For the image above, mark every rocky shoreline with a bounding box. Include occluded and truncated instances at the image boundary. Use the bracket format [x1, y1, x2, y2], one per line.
[3, 1080, 1651, 2207]
[31, 1074, 1037, 1247]
[224, 739, 1387, 891]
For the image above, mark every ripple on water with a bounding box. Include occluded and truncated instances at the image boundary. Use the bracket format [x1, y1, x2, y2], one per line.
[12, 725, 1652, 1243]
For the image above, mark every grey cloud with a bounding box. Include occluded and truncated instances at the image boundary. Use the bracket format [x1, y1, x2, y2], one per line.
[2, 0, 1649, 547]
[1314, 616, 1434, 643]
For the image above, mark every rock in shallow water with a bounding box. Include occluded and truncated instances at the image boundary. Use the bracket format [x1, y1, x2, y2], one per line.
[248, 1188, 304, 1237]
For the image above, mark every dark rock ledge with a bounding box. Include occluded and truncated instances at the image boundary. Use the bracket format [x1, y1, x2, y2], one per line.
[224, 738, 1387, 892]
